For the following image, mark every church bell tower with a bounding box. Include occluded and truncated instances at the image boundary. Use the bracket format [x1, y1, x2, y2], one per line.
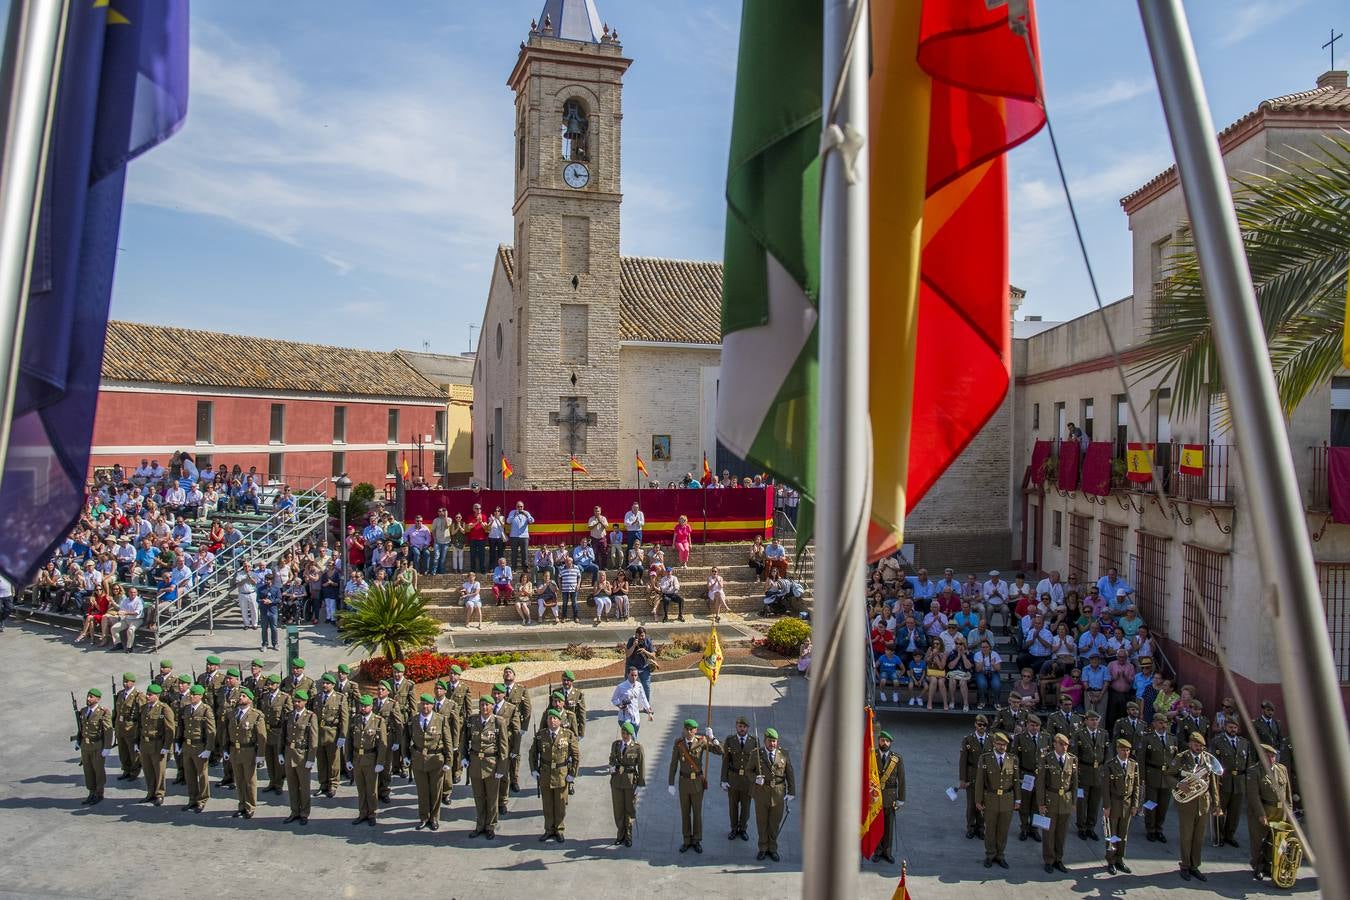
[504, 0, 630, 488]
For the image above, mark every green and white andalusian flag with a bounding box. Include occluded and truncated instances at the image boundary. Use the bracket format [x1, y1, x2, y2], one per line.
[718, 0, 822, 512]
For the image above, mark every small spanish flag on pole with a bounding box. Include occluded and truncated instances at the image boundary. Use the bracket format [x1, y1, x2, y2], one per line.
[701, 451, 713, 487]
[569, 456, 587, 475]
[501, 455, 513, 481]
[890, 861, 912, 900]
[636, 450, 649, 479]
[1178, 444, 1204, 477]
[1125, 442, 1155, 483]
[400, 456, 410, 481]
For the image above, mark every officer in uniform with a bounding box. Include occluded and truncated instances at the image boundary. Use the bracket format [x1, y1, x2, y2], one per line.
[992, 693, 1026, 737]
[151, 659, 175, 691]
[281, 689, 318, 825]
[463, 695, 508, 838]
[335, 663, 361, 783]
[1013, 714, 1050, 841]
[538, 690, 579, 735]
[135, 683, 176, 806]
[1074, 709, 1109, 840]
[169, 673, 193, 784]
[113, 672, 145, 782]
[387, 662, 416, 778]
[752, 727, 795, 862]
[503, 666, 532, 792]
[871, 729, 904, 864]
[1249, 742, 1292, 881]
[281, 657, 315, 706]
[75, 688, 113, 804]
[242, 658, 266, 698]
[371, 680, 404, 802]
[1141, 713, 1177, 842]
[490, 682, 520, 813]
[1212, 716, 1252, 847]
[1104, 737, 1141, 875]
[667, 718, 723, 854]
[1047, 693, 1082, 741]
[443, 666, 473, 781]
[720, 715, 758, 841]
[314, 673, 349, 798]
[958, 714, 992, 839]
[1253, 700, 1283, 749]
[214, 667, 241, 788]
[225, 687, 267, 819]
[530, 707, 581, 842]
[1164, 731, 1220, 882]
[197, 654, 226, 695]
[409, 692, 456, 831]
[559, 670, 586, 739]
[348, 694, 388, 826]
[1036, 731, 1078, 872]
[431, 679, 462, 804]
[609, 720, 645, 847]
[975, 731, 1019, 869]
[180, 684, 215, 812]
[258, 673, 289, 794]
[1112, 701, 1147, 753]
[1175, 699, 1208, 742]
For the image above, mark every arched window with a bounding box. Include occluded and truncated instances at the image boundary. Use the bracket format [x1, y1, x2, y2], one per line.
[560, 98, 588, 162]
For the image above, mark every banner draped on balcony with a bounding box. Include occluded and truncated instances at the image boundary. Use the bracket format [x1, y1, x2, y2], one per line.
[1057, 441, 1080, 491]
[1328, 447, 1350, 524]
[1080, 442, 1114, 496]
[1029, 440, 1052, 486]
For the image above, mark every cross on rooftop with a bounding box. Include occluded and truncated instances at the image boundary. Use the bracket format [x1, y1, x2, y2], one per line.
[1324, 27, 1343, 71]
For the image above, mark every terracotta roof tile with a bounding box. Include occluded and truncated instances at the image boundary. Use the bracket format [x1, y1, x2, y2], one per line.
[101, 320, 444, 399]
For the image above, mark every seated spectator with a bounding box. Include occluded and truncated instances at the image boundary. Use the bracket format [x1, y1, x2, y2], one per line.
[952, 599, 978, 634]
[1043, 622, 1077, 675]
[170, 516, 192, 546]
[946, 637, 973, 711]
[973, 639, 1002, 709]
[461, 571, 483, 629]
[965, 617, 995, 652]
[592, 572, 613, 623]
[513, 574, 534, 626]
[1096, 567, 1134, 613]
[612, 573, 630, 621]
[893, 615, 925, 657]
[1077, 620, 1108, 663]
[536, 572, 560, 624]
[1018, 613, 1054, 672]
[764, 539, 789, 580]
[1130, 625, 1155, 662]
[924, 644, 950, 710]
[875, 644, 903, 703]
[1132, 656, 1154, 698]
[706, 567, 730, 619]
[761, 575, 791, 617]
[1009, 572, 1033, 606]
[747, 536, 767, 581]
[534, 545, 557, 582]
[905, 651, 927, 707]
[934, 585, 961, 615]
[982, 570, 1010, 633]
[183, 482, 203, 520]
[1058, 667, 1083, 710]
[922, 606, 948, 639]
[937, 619, 961, 654]
[1010, 668, 1040, 710]
[1118, 605, 1143, 638]
[1081, 653, 1108, 717]
[491, 558, 514, 604]
[107, 586, 144, 652]
[1035, 569, 1065, 610]
[74, 586, 110, 644]
[911, 568, 937, 612]
[1082, 585, 1105, 617]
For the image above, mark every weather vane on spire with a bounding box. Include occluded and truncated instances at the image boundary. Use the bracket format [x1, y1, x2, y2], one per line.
[1324, 27, 1343, 70]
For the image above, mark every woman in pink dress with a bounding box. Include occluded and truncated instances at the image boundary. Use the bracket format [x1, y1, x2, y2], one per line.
[672, 515, 693, 567]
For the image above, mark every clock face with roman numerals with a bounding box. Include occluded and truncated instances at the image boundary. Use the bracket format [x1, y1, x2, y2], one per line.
[563, 162, 590, 189]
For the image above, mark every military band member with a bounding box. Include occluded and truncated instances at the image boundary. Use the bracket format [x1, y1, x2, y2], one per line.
[992, 693, 1026, 737]
[1252, 700, 1284, 750]
[610, 721, 645, 847]
[959, 715, 992, 839]
[225, 687, 267, 819]
[538, 691, 579, 735]
[490, 682, 520, 813]
[720, 715, 758, 841]
[258, 674, 289, 794]
[1036, 731, 1078, 872]
[1013, 715, 1050, 841]
[1104, 738, 1141, 875]
[975, 731, 1019, 868]
[113, 672, 145, 781]
[1212, 717, 1252, 848]
[242, 658, 267, 699]
[1112, 701, 1147, 754]
[388, 662, 416, 778]
[281, 690, 318, 824]
[1175, 699, 1208, 742]
[1164, 731, 1220, 882]
[752, 728, 795, 862]
[136, 683, 176, 806]
[169, 673, 193, 784]
[463, 696, 508, 838]
[503, 666, 532, 792]
[181, 684, 215, 812]
[559, 670, 586, 739]
[1047, 694, 1082, 741]
[443, 666, 473, 781]
[348, 694, 388, 826]
[75, 688, 113, 804]
[871, 729, 904, 864]
[531, 707, 581, 842]
[1248, 742, 1292, 880]
[372, 681, 403, 802]
[215, 668, 242, 788]
[314, 673, 349, 798]
[408, 693, 456, 831]
[667, 718, 723, 854]
[281, 658, 315, 707]
[1074, 709, 1109, 840]
[1141, 713, 1177, 842]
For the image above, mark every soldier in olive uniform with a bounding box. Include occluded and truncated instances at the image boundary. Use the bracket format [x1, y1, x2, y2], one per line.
[348, 694, 388, 826]
[959, 715, 992, 839]
[667, 718, 723, 854]
[242, 658, 266, 699]
[489, 682, 520, 813]
[387, 662, 416, 778]
[258, 674, 289, 793]
[1074, 709, 1109, 840]
[371, 681, 404, 802]
[538, 690, 579, 735]
[1104, 738, 1141, 874]
[1036, 731, 1079, 872]
[503, 667, 532, 792]
[1212, 717, 1252, 847]
[335, 663, 361, 784]
[1013, 715, 1051, 841]
[559, 670, 586, 739]
[281, 658, 315, 706]
[752, 727, 796, 862]
[1141, 713, 1177, 842]
[1164, 731, 1220, 881]
[609, 721, 645, 846]
[281, 689, 319, 824]
[197, 655, 226, 695]
[1248, 742, 1292, 881]
[871, 729, 904, 864]
[975, 731, 1020, 868]
[180, 684, 215, 812]
[408, 693, 457, 831]
[443, 666, 473, 781]
[75, 688, 113, 804]
[1047, 694, 1082, 741]
[720, 716, 758, 841]
[214, 668, 242, 788]
[992, 694, 1026, 737]
[314, 673, 349, 798]
[1175, 699, 1208, 743]
[530, 707, 581, 841]
[135, 683, 176, 805]
[225, 687, 268, 819]
[113, 672, 145, 781]
[463, 695, 508, 838]
[151, 659, 175, 691]
[169, 673, 193, 784]
[1112, 701, 1147, 754]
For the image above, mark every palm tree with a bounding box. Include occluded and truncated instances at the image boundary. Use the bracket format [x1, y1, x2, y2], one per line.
[337, 582, 440, 662]
[1135, 135, 1350, 417]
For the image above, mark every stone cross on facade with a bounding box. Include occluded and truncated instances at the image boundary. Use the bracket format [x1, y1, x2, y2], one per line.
[549, 396, 597, 456]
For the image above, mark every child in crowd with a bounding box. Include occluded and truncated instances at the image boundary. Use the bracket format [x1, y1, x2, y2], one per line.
[876, 644, 902, 703]
[906, 651, 927, 707]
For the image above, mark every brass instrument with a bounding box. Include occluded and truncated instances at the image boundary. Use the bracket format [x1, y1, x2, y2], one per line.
[1172, 751, 1223, 804]
[1268, 820, 1303, 889]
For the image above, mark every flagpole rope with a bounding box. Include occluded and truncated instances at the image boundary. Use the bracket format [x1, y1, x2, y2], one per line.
[1015, 27, 1313, 862]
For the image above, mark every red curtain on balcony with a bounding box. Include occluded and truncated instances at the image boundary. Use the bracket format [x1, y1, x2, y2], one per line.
[1029, 439, 1052, 485]
[1328, 447, 1350, 524]
[1080, 442, 1114, 496]
[1057, 441, 1080, 490]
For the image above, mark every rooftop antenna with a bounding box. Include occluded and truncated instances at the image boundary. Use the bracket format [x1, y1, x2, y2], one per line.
[468, 324, 478, 352]
[1323, 27, 1343, 70]
[422, 339, 430, 352]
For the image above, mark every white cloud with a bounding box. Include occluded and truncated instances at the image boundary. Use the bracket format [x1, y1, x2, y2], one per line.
[1053, 77, 1154, 115]
[1218, 0, 1305, 48]
[1012, 150, 1169, 216]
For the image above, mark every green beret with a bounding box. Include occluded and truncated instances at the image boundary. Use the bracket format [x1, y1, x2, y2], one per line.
[877, 730, 892, 742]
[159, 659, 172, 668]
[764, 728, 779, 740]
[546, 708, 562, 720]
[974, 714, 989, 724]
[451, 665, 463, 675]
[1126, 701, 1140, 710]
[359, 695, 374, 707]
[562, 670, 575, 681]
[1260, 743, 1278, 756]
[294, 690, 310, 702]
[147, 684, 163, 695]
[267, 674, 281, 684]
[205, 655, 221, 665]
[190, 684, 205, 696]
[420, 693, 434, 704]
[1188, 732, 1206, 746]
[492, 683, 506, 693]
[291, 658, 305, 668]
[993, 731, 1010, 743]
[1116, 738, 1132, 749]
[379, 680, 391, 691]
[88, 688, 102, 699]
[337, 663, 351, 675]
[683, 718, 699, 729]
[550, 690, 565, 701]
[503, 666, 515, 675]
[478, 696, 492, 706]
[240, 687, 255, 701]
[177, 674, 192, 684]
[621, 721, 636, 735]
[1026, 714, 1041, 726]
[1153, 713, 1168, 723]
[122, 672, 136, 682]
[225, 667, 240, 678]
[736, 716, 749, 726]
[435, 680, 447, 690]
[251, 658, 265, 668]
[392, 662, 405, 673]
[321, 673, 336, 684]
[1084, 709, 1101, 719]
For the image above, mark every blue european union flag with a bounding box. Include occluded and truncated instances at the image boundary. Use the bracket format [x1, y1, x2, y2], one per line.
[0, 0, 187, 585]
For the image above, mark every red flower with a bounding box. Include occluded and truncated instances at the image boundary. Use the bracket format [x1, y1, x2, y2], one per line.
[357, 650, 467, 685]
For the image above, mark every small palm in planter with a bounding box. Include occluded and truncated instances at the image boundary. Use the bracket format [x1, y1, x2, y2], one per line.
[338, 583, 440, 663]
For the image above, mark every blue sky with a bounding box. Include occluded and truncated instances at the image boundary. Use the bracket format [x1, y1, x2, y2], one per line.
[106, 0, 1345, 352]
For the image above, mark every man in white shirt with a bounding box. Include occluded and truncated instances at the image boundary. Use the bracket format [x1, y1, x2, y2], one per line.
[1035, 570, 1065, 609]
[982, 570, 1010, 633]
[109, 589, 144, 651]
[1096, 569, 1134, 611]
[659, 569, 684, 622]
[623, 502, 645, 552]
[611, 668, 653, 735]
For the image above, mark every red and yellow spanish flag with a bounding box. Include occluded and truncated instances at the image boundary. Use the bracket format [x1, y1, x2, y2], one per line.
[701, 452, 714, 486]
[868, 1, 1045, 560]
[568, 456, 587, 475]
[400, 456, 410, 480]
[891, 862, 912, 900]
[635, 451, 649, 478]
[1178, 444, 1204, 477]
[500, 455, 513, 481]
[861, 706, 885, 857]
[1126, 442, 1155, 483]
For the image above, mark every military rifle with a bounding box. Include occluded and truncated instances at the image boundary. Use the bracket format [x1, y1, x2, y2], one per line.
[69, 691, 81, 749]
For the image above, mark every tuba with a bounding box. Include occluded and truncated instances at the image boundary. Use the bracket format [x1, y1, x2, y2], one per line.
[1172, 751, 1222, 804]
[1268, 821, 1303, 889]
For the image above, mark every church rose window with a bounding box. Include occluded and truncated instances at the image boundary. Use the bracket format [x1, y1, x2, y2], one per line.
[561, 98, 589, 162]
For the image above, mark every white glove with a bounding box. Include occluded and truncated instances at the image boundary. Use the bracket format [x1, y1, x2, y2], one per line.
[442, 764, 451, 772]
[133, 744, 140, 754]
[898, 801, 905, 807]
[375, 764, 384, 773]
[160, 748, 169, 756]
[336, 738, 346, 749]
[100, 749, 110, 758]
[174, 743, 182, 754]
[721, 782, 730, 791]
[391, 744, 400, 752]
[704, 726, 715, 739]
[786, 794, 795, 803]
[462, 758, 470, 768]
[305, 761, 314, 770]
[494, 773, 504, 780]
[223, 751, 230, 761]
[565, 774, 574, 783]
[73, 743, 80, 753]
[510, 753, 518, 759]
[610, 766, 618, 774]
[755, 776, 765, 786]
[198, 750, 211, 759]
[667, 785, 676, 797]
[532, 770, 540, 780]
[346, 761, 354, 771]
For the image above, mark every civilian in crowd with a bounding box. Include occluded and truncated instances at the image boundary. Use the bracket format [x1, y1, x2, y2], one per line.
[947, 637, 974, 711]
[1081, 653, 1108, 718]
[623, 502, 645, 552]
[982, 570, 1010, 634]
[492, 558, 514, 605]
[507, 501, 535, 571]
[536, 573, 561, 624]
[513, 574, 534, 626]
[558, 558, 581, 624]
[486, 506, 506, 569]
[974, 639, 1002, 709]
[706, 567, 729, 619]
[107, 587, 144, 652]
[672, 515, 693, 568]
[573, 539, 601, 588]
[405, 515, 432, 574]
[461, 571, 483, 630]
[1106, 649, 1137, 727]
[592, 571, 614, 624]
[465, 503, 488, 574]
[612, 573, 630, 621]
[432, 507, 453, 575]
[748, 536, 767, 581]
[658, 567, 685, 623]
[876, 645, 903, 703]
[924, 644, 950, 710]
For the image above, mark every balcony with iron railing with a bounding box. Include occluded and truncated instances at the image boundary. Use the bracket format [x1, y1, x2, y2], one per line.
[1028, 439, 1235, 506]
[1310, 443, 1332, 512]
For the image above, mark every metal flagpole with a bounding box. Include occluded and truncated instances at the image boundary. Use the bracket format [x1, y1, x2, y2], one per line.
[1137, 1, 1350, 886]
[803, 0, 869, 898]
[0, 0, 69, 489]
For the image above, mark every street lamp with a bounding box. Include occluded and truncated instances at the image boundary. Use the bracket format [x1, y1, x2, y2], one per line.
[335, 472, 353, 610]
